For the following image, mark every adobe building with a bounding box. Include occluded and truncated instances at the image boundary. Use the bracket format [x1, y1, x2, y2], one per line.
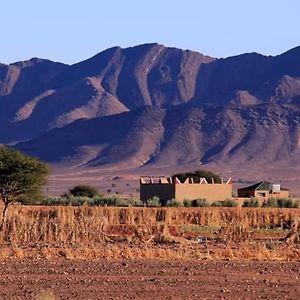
[237, 181, 289, 199]
[140, 176, 233, 202]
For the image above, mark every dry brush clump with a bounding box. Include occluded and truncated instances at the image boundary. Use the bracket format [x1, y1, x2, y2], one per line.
[0, 206, 299, 260]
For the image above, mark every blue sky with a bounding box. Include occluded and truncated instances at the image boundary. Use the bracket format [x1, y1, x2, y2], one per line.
[1, 0, 300, 64]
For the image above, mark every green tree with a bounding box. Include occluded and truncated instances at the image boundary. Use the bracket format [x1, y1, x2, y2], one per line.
[0, 146, 48, 228]
[172, 169, 221, 183]
[69, 185, 98, 198]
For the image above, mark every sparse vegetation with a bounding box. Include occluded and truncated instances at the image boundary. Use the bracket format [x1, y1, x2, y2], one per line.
[39, 196, 143, 207]
[262, 198, 299, 208]
[69, 185, 98, 198]
[166, 199, 184, 207]
[146, 196, 161, 207]
[183, 199, 192, 207]
[211, 199, 238, 207]
[277, 198, 299, 208]
[262, 198, 278, 208]
[191, 199, 210, 207]
[242, 198, 259, 207]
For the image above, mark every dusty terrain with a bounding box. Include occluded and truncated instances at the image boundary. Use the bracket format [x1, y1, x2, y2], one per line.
[0, 259, 298, 299]
[46, 163, 300, 197]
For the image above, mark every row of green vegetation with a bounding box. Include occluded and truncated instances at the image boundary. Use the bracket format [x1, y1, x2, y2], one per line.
[18, 196, 238, 208]
[242, 197, 299, 208]
[21, 196, 297, 208]
[20, 196, 143, 207]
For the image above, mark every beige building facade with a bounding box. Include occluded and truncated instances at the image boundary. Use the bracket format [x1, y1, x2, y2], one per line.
[140, 177, 232, 202]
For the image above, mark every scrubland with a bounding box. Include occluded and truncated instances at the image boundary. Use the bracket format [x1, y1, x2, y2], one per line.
[0, 206, 299, 260]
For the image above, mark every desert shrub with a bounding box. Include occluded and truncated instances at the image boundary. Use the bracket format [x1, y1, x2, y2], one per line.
[212, 199, 238, 207]
[43, 197, 90, 206]
[183, 199, 192, 207]
[18, 196, 44, 205]
[191, 199, 210, 207]
[277, 198, 298, 208]
[262, 198, 278, 208]
[127, 199, 143, 206]
[165, 199, 184, 207]
[69, 185, 98, 198]
[89, 196, 126, 207]
[40, 196, 142, 207]
[61, 192, 71, 199]
[242, 198, 259, 207]
[146, 196, 161, 207]
[70, 197, 89, 206]
[42, 197, 71, 206]
[293, 200, 300, 208]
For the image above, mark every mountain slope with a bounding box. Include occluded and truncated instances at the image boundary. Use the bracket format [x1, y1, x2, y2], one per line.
[0, 44, 215, 142]
[17, 103, 300, 170]
[1, 43, 300, 175]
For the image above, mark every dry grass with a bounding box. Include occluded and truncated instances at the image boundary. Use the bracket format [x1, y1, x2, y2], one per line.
[0, 206, 299, 260]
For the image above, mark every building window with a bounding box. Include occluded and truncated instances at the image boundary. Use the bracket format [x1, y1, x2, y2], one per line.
[257, 192, 266, 197]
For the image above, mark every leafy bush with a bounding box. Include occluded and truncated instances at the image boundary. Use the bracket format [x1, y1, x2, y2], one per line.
[42, 197, 89, 206]
[212, 199, 238, 207]
[262, 198, 299, 208]
[121, 198, 143, 206]
[191, 199, 210, 207]
[146, 196, 161, 207]
[183, 199, 192, 207]
[42, 197, 71, 206]
[18, 196, 44, 205]
[69, 185, 98, 198]
[294, 200, 300, 208]
[277, 198, 298, 208]
[42, 196, 143, 207]
[262, 198, 278, 208]
[242, 198, 259, 207]
[166, 199, 184, 207]
[89, 196, 127, 207]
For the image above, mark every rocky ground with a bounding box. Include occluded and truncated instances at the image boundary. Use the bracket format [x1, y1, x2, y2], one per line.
[0, 259, 298, 299]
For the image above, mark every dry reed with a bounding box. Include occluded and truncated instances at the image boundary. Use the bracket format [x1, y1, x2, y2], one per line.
[0, 206, 299, 260]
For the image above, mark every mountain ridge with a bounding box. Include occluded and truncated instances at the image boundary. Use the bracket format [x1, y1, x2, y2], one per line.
[0, 43, 300, 176]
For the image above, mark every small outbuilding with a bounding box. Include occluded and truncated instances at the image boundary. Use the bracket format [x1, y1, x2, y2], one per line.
[238, 181, 289, 199]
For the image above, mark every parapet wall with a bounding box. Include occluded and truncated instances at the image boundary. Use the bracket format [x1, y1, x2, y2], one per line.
[175, 183, 232, 201]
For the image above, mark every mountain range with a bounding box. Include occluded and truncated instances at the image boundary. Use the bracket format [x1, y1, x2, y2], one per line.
[1, 43, 300, 178]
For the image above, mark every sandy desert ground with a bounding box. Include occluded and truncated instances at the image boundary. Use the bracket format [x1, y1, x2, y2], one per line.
[46, 163, 300, 197]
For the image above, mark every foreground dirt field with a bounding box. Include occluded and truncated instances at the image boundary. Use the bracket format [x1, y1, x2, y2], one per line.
[0, 259, 298, 299]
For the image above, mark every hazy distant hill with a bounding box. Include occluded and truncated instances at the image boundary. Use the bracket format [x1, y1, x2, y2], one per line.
[1, 43, 300, 170]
